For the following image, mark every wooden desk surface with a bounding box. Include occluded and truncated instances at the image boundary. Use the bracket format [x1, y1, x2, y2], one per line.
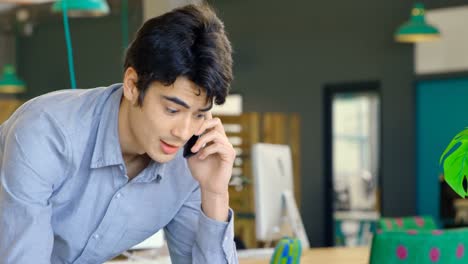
[240, 246, 370, 264]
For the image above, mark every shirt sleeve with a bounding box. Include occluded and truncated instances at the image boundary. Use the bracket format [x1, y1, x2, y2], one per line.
[0, 110, 70, 263]
[164, 186, 238, 264]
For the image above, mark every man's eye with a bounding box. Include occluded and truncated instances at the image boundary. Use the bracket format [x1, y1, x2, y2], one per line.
[195, 113, 206, 120]
[166, 108, 178, 114]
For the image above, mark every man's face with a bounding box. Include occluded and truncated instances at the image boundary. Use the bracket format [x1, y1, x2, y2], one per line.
[126, 76, 211, 163]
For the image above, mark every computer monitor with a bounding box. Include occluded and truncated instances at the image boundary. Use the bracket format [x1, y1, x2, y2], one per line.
[251, 143, 310, 248]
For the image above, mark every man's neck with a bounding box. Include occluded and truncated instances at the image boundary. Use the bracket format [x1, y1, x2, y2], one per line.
[124, 154, 151, 180]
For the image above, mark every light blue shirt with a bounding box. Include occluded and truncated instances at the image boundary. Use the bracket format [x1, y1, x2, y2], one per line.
[0, 84, 238, 264]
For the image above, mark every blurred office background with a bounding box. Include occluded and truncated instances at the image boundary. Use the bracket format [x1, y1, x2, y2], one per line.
[1, 0, 468, 249]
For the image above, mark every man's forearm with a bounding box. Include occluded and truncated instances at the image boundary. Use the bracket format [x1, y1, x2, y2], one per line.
[201, 189, 229, 222]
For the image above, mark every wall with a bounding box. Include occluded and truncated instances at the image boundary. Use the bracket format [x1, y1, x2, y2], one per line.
[416, 77, 468, 224]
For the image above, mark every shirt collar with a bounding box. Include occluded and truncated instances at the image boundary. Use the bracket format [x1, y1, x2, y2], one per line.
[134, 159, 168, 183]
[90, 84, 125, 169]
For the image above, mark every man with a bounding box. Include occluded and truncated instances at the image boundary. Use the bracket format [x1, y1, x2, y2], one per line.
[0, 4, 238, 264]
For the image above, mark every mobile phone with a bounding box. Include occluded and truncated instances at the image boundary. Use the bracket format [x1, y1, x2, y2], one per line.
[183, 135, 200, 158]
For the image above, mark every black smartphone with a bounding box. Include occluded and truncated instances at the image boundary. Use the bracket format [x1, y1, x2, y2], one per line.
[183, 135, 199, 158]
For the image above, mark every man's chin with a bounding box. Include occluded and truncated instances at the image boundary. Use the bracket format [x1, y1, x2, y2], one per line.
[150, 152, 178, 163]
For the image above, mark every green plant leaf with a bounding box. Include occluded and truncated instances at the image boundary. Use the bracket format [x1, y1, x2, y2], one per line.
[440, 128, 468, 198]
[440, 128, 468, 164]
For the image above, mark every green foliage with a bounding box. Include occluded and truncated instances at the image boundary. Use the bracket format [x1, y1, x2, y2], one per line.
[440, 128, 468, 198]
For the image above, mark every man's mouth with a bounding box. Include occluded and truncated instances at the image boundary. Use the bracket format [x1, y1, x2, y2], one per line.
[160, 140, 180, 155]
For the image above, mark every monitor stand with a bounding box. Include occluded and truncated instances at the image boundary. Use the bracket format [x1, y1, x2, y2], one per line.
[282, 190, 310, 249]
[264, 190, 310, 249]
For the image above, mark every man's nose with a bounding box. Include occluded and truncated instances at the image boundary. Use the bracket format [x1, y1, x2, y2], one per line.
[172, 117, 193, 141]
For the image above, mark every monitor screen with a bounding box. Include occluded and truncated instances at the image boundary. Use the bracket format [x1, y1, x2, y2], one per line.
[252, 143, 294, 241]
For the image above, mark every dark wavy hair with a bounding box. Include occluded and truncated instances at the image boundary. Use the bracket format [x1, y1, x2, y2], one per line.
[123, 4, 233, 106]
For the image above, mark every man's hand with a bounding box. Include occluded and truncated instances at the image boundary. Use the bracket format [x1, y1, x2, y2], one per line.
[187, 112, 235, 222]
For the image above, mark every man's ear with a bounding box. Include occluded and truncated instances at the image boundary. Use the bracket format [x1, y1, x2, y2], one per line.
[123, 67, 139, 105]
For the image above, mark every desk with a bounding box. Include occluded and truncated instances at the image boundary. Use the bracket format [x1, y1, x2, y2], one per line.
[106, 246, 370, 264]
[240, 246, 369, 264]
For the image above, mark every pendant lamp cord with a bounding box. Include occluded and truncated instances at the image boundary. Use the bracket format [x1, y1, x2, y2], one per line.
[61, 0, 77, 89]
[121, 0, 129, 54]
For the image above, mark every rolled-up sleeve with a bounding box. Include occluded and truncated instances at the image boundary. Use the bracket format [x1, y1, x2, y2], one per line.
[164, 187, 238, 264]
[0, 110, 69, 263]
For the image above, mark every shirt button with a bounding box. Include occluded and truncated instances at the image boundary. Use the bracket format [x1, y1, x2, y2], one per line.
[93, 234, 100, 239]
[116, 193, 122, 199]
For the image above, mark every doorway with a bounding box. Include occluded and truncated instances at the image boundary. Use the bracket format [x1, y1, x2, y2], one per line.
[324, 81, 381, 246]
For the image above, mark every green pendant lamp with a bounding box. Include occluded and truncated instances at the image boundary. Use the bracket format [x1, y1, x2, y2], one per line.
[0, 65, 26, 94]
[395, 3, 440, 43]
[52, 0, 110, 89]
[52, 0, 110, 17]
